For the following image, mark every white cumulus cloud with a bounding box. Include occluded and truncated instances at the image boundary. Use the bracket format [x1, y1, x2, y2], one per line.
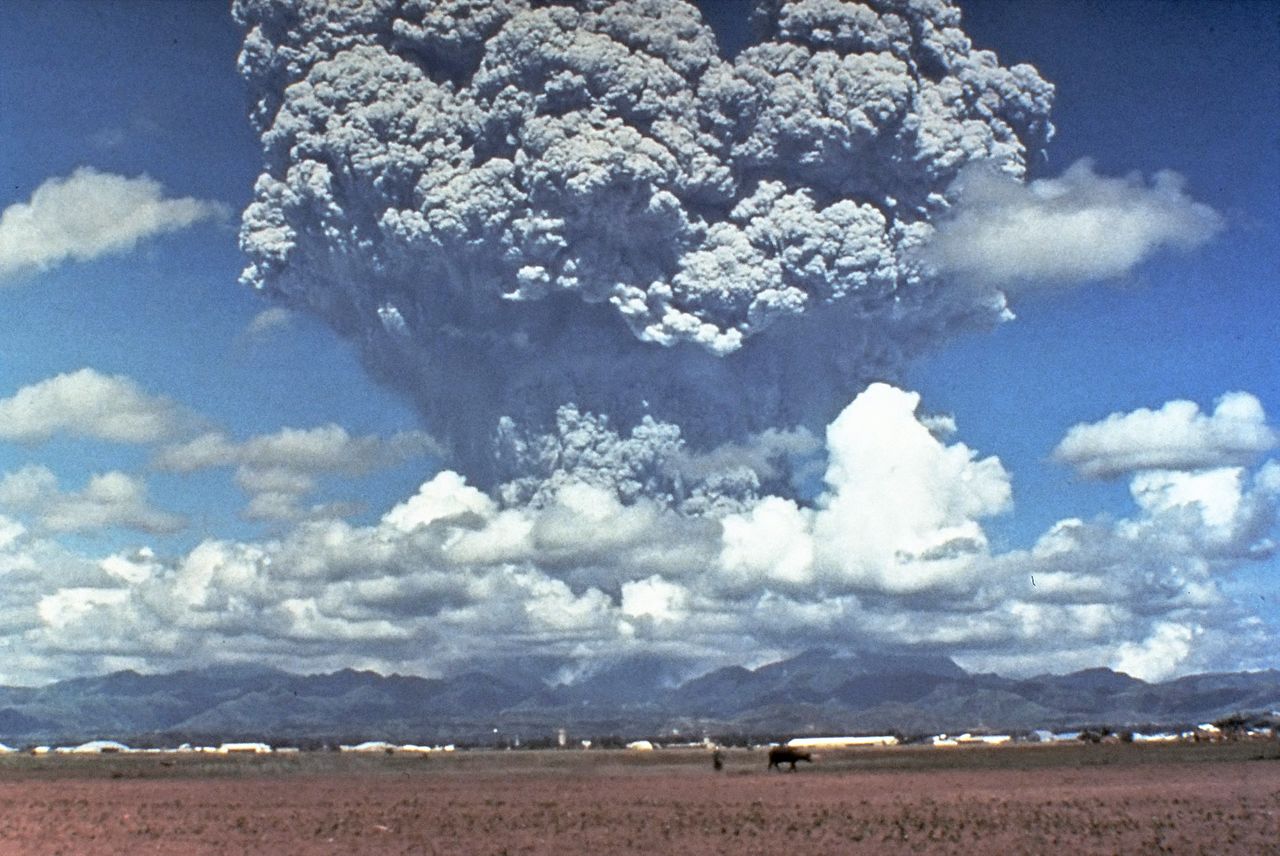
[809, 383, 1012, 593]
[1054, 392, 1276, 479]
[1112, 622, 1198, 683]
[922, 159, 1222, 287]
[0, 368, 193, 445]
[2, 384, 1275, 685]
[0, 168, 227, 281]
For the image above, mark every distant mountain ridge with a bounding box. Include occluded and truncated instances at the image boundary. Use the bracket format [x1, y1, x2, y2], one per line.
[2, 651, 1277, 746]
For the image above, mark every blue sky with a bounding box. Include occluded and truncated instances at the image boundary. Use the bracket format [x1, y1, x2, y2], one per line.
[916, 0, 1280, 533]
[912, 0, 1280, 625]
[0, 0, 1275, 685]
[2, 1, 431, 548]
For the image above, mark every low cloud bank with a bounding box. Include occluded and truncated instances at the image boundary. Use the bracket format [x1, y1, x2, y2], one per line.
[4, 384, 1274, 686]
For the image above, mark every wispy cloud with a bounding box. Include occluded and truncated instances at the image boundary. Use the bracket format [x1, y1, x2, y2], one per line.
[0, 465, 184, 534]
[156, 424, 441, 522]
[244, 307, 295, 339]
[89, 117, 161, 151]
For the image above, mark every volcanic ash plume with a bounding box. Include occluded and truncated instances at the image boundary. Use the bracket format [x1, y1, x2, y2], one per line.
[233, 0, 1053, 492]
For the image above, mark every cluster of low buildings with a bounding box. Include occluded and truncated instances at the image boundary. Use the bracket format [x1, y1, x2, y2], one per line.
[787, 735, 900, 749]
[616, 721, 1279, 752]
[3, 715, 1274, 757]
[0, 739, 462, 756]
[7, 741, 281, 755]
[337, 741, 454, 753]
[840, 721, 1277, 748]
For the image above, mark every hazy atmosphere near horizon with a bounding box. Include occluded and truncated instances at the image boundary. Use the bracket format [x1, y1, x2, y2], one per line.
[0, 0, 1276, 689]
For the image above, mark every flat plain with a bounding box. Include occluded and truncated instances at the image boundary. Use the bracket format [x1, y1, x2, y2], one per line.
[1, 741, 1277, 855]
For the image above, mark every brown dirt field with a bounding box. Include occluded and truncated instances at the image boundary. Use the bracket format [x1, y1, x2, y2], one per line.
[1, 742, 1277, 855]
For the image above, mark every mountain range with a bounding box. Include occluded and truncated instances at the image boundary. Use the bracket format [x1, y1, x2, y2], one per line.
[2, 651, 1277, 747]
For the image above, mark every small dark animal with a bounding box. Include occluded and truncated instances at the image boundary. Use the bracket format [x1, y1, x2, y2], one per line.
[767, 746, 812, 772]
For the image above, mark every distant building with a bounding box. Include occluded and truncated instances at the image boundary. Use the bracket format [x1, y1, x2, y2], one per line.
[625, 740, 657, 751]
[786, 736, 899, 749]
[340, 741, 396, 753]
[954, 733, 1011, 745]
[1195, 723, 1223, 742]
[0, 743, 15, 754]
[64, 740, 130, 754]
[1130, 732, 1181, 743]
[930, 733, 1011, 746]
[217, 742, 272, 754]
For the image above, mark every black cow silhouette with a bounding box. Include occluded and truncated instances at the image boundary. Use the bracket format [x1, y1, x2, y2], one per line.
[767, 746, 812, 771]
